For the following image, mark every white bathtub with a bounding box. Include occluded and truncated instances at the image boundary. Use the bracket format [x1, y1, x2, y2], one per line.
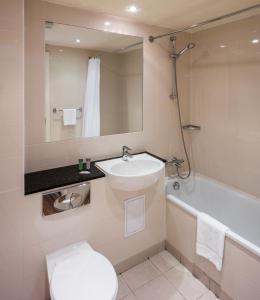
[166, 173, 260, 257]
[166, 173, 260, 300]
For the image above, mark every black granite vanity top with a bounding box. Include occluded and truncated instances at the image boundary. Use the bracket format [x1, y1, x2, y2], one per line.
[24, 151, 166, 195]
[24, 162, 105, 195]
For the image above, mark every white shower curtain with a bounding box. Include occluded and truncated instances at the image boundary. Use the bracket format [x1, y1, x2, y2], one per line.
[82, 57, 101, 137]
[45, 51, 51, 142]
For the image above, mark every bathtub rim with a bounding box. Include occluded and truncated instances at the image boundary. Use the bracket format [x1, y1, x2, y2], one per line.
[166, 175, 260, 259]
[166, 173, 260, 203]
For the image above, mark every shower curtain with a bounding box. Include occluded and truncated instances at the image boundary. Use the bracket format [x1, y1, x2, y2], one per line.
[45, 51, 51, 142]
[82, 57, 101, 137]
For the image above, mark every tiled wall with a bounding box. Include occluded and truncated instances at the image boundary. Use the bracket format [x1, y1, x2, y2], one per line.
[0, 1, 191, 299]
[0, 0, 25, 299]
[190, 14, 260, 197]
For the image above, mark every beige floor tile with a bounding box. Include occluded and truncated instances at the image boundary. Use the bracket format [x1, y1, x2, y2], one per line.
[117, 275, 132, 299]
[122, 260, 160, 290]
[122, 293, 138, 300]
[150, 250, 179, 273]
[199, 291, 218, 300]
[164, 264, 208, 300]
[135, 276, 185, 300]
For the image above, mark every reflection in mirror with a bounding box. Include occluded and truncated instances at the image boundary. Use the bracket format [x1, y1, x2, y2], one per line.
[45, 22, 143, 142]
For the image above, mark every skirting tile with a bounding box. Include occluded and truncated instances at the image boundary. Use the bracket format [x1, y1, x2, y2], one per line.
[115, 241, 165, 274]
[165, 240, 181, 262]
[193, 265, 210, 289]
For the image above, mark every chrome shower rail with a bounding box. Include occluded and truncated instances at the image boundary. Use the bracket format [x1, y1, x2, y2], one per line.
[115, 41, 143, 53]
[149, 4, 260, 42]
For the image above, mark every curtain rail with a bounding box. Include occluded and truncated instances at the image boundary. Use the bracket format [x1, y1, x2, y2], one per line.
[149, 4, 260, 42]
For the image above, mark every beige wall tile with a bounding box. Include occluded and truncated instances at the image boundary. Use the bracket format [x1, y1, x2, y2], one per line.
[221, 240, 260, 300]
[0, 0, 24, 31]
[0, 3, 24, 300]
[190, 14, 260, 198]
[166, 202, 196, 262]
[0, 157, 23, 192]
[1, 0, 190, 299]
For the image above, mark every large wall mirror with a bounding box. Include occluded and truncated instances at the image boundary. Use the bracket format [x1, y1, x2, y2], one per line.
[44, 22, 143, 142]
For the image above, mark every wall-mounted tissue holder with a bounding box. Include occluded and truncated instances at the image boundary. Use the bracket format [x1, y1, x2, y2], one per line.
[42, 182, 90, 216]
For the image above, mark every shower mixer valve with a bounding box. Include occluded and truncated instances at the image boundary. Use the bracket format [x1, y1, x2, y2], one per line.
[166, 157, 184, 169]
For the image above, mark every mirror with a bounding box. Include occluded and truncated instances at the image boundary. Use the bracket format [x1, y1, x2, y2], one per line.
[44, 22, 143, 142]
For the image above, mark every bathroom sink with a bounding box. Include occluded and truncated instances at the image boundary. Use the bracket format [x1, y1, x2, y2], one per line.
[95, 153, 165, 191]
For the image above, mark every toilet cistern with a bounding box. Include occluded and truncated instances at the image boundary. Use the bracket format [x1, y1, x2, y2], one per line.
[122, 145, 133, 161]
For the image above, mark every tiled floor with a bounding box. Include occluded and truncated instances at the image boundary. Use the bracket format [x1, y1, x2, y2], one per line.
[117, 250, 218, 300]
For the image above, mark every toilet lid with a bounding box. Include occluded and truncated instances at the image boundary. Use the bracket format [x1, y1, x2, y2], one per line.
[51, 250, 118, 300]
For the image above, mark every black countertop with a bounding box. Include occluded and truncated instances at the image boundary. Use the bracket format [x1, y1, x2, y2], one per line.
[24, 151, 166, 195]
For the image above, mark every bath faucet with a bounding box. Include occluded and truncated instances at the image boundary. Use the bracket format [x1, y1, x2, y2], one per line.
[166, 157, 184, 169]
[122, 145, 133, 161]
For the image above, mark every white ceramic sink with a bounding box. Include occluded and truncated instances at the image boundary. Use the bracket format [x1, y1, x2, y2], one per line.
[95, 153, 165, 191]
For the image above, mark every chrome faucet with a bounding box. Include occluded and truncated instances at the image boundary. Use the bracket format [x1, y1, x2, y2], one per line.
[122, 145, 132, 161]
[166, 157, 184, 169]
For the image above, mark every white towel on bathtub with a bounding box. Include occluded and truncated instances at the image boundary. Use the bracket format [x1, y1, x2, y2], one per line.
[196, 213, 228, 271]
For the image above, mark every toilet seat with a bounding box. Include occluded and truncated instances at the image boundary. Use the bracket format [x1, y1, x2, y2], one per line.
[50, 250, 118, 300]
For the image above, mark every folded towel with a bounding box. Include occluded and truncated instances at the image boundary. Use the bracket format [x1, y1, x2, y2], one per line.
[196, 213, 228, 271]
[63, 109, 77, 126]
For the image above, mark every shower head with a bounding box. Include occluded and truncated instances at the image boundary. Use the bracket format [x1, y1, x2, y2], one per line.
[176, 42, 196, 57]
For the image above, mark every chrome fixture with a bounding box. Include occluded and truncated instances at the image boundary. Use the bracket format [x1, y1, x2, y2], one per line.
[53, 107, 82, 113]
[166, 157, 184, 169]
[148, 4, 260, 42]
[45, 21, 54, 29]
[42, 182, 90, 216]
[182, 124, 201, 131]
[122, 145, 133, 161]
[170, 36, 195, 100]
[54, 192, 83, 211]
[173, 181, 180, 191]
[169, 36, 193, 179]
[170, 42, 195, 59]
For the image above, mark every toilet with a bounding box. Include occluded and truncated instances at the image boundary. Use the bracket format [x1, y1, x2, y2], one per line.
[46, 241, 118, 300]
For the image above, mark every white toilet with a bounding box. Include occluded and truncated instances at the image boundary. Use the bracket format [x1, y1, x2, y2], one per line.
[46, 241, 118, 300]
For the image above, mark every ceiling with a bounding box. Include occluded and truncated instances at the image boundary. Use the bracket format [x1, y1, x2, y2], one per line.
[45, 23, 143, 51]
[45, 0, 260, 30]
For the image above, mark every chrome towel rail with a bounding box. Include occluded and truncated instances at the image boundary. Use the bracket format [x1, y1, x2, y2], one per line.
[53, 107, 82, 113]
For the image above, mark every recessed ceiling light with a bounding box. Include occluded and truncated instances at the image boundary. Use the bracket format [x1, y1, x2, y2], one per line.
[76, 39, 81, 43]
[104, 21, 111, 26]
[220, 45, 226, 48]
[252, 39, 259, 44]
[127, 5, 138, 13]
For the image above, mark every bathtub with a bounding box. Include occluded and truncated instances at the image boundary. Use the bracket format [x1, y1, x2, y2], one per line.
[166, 173, 260, 300]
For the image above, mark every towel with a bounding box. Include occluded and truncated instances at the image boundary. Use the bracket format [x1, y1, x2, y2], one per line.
[196, 213, 228, 271]
[63, 109, 77, 126]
